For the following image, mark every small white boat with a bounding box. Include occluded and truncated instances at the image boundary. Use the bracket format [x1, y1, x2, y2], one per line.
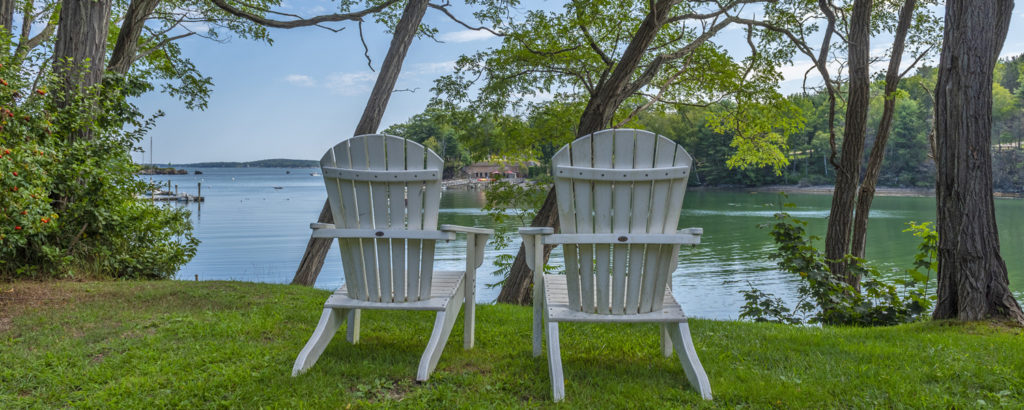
[310, 172, 321, 176]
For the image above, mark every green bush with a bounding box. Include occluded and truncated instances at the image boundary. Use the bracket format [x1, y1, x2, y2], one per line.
[739, 208, 935, 326]
[0, 44, 197, 279]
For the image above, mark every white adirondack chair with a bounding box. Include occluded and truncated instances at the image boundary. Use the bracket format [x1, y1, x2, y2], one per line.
[519, 128, 711, 401]
[292, 134, 492, 381]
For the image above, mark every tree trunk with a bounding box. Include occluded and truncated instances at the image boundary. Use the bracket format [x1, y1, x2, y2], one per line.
[52, 0, 113, 141]
[291, 0, 429, 286]
[108, 0, 162, 75]
[495, 187, 559, 303]
[822, 0, 871, 288]
[497, 0, 674, 304]
[0, 0, 14, 36]
[850, 0, 917, 259]
[932, 0, 1024, 324]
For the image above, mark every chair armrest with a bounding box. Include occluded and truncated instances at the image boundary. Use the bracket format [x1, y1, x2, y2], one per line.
[439, 225, 491, 272]
[440, 224, 495, 236]
[311, 228, 455, 241]
[519, 227, 554, 236]
[544, 231, 701, 245]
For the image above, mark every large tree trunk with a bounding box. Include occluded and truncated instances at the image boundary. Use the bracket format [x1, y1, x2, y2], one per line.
[497, 0, 674, 304]
[822, 0, 871, 288]
[850, 0, 917, 259]
[291, 0, 429, 286]
[0, 0, 14, 36]
[52, 0, 113, 141]
[932, 0, 1024, 324]
[108, 0, 162, 75]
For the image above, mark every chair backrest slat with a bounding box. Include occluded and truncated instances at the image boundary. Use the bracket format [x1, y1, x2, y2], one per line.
[591, 134, 613, 314]
[320, 134, 443, 303]
[551, 129, 692, 315]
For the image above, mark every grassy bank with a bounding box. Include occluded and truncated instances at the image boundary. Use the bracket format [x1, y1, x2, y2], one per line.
[2, 280, 1022, 408]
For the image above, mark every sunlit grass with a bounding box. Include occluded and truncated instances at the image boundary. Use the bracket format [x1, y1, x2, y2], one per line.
[1, 280, 1022, 408]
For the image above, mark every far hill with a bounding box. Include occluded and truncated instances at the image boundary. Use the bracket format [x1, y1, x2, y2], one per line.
[180, 159, 318, 168]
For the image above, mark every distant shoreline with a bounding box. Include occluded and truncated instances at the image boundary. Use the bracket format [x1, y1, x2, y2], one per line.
[146, 159, 318, 168]
[693, 184, 1022, 199]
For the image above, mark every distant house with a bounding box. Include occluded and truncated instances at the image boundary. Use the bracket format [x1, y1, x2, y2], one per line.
[463, 160, 539, 180]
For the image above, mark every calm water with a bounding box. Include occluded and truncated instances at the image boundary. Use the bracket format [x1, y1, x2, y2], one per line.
[155, 168, 1024, 319]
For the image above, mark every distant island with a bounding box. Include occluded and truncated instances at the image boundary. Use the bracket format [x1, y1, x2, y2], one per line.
[176, 159, 319, 168]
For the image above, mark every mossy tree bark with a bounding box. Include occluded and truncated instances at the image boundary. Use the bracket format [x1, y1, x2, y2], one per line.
[932, 0, 1024, 324]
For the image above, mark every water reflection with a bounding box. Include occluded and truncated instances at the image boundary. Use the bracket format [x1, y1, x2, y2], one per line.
[159, 168, 1024, 320]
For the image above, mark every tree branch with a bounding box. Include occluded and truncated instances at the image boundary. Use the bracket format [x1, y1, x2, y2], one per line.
[209, 0, 400, 29]
[579, 24, 613, 66]
[426, 2, 503, 36]
[134, 32, 196, 62]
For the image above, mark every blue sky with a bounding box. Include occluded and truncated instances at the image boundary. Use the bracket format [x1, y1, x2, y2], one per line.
[137, 1, 1024, 164]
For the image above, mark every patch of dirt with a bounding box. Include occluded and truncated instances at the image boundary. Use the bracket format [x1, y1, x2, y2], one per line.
[0, 281, 104, 333]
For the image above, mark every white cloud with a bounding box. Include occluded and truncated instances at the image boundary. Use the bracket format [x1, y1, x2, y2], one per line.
[325, 72, 378, 95]
[412, 60, 456, 74]
[285, 74, 315, 87]
[438, 29, 496, 43]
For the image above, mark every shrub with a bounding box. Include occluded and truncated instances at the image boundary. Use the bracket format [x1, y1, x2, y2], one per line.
[739, 208, 936, 326]
[0, 43, 197, 279]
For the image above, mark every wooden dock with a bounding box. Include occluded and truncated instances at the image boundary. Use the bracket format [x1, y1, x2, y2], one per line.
[146, 181, 204, 202]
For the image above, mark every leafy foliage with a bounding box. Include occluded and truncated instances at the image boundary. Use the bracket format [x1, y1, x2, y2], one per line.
[739, 206, 934, 326]
[0, 43, 197, 279]
[481, 178, 550, 286]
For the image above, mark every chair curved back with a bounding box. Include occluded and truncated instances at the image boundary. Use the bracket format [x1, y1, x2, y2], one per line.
[551, 128, 692, 315]
[321, 134, 443, 303]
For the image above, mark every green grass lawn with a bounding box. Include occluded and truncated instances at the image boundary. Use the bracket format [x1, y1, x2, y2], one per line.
[2, 280, 1023, 408]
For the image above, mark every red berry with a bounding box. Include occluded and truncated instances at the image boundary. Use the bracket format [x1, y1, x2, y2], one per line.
[20, 211, 26, 215]
[41, 218, 48, 223]
[3, 149, 9, 154]
[15, 226, 21, 230]
[11, 171, 17, 176]
[0, 79, 7, 86]
[36, 89, 45, 95]
[11, 187, 17, 191]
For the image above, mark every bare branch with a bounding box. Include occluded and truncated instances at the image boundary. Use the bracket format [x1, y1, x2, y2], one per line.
[898, 45, 933, 79]
[359, 20, 374, 71]
[209, 0, 400, 29]
[624, 15, 735, 98]
[426, 2, 503, 36]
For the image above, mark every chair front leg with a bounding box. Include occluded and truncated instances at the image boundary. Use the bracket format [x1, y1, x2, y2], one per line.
[346, 309, 360, 344]
[418, 280, 466, 381]
[463, 232, 486, 349]
[293, 307, 348, 376]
